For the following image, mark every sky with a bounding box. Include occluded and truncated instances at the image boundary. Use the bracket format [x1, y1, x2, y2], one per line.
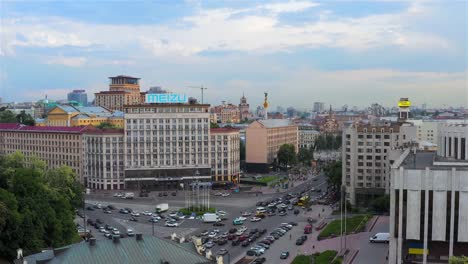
[0, 0, 467, 109]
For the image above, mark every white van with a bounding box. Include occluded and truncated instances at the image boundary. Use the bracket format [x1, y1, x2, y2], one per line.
[369, 233, 390, 243]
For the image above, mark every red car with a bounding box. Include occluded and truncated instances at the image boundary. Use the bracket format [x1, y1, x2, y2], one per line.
[227, 234, 236, 240]
[238, 235, 248, 241]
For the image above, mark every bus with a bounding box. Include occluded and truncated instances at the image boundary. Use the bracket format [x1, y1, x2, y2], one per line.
[297, 195, 309, 206]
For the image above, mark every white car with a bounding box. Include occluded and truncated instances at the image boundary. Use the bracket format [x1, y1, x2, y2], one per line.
[169, 212, 178, 217]
[238, 216, 247, 221]
[114, 193, 124, 197]
[235, 230, 245, 236]
[208, 232, 217, 238]
[214, 192, 222, 196]
[130, 212, 140, 217]
[151, 215, 161, 220]
[142, 211, 153, 216]
[242, 211, 252, 216]
[216, 210, 227, 216]
[112, 230, 120, 235]
[221, 193, 230, 197]
[250, 217, 261, 222]
[165, 222, 179, 227]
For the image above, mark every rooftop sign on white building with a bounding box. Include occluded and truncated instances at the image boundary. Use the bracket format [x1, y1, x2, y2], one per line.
[145, 93, 188, 104]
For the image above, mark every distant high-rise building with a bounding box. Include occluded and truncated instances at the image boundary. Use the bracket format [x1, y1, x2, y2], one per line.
[313, 102, 325, 113]
[148, 86, 167, 94]
[67, 90, 88, 106]
[398, 97, 411, 121]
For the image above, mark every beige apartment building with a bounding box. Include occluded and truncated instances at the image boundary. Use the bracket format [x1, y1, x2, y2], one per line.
[95, 75, 143, 111]
[342, 121, 417, 205]
[299, 127, 320, 149]
[210, 128, 240, 183]
[0, 123, 86, 183]
[211, 103, 241, 124]
[84, 129, 125, 190]
[245, 119, 298, 172]
[123, 103, 212, 190]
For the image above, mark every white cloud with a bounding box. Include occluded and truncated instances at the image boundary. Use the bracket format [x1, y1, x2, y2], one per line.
[261, 1, 319, 13]
[0, 0, 454, 58]
[45, 56, 87, 67]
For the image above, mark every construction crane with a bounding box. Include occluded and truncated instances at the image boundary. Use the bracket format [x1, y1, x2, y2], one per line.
[188, 86, 208, 104]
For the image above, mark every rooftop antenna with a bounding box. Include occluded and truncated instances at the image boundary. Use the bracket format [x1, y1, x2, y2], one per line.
[188, 86, 208, 104]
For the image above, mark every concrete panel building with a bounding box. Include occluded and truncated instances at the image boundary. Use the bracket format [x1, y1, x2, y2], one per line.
[245, 119, 298, 172]
[210, 128, 240, 184]
[342, 121, 417, 205]
[389, 124, 468, 263]
[123, 103, 212, 190]
[84, 129, 125, 190]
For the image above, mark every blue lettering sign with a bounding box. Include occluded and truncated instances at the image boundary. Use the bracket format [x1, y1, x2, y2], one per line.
[145, 93, 188, 104]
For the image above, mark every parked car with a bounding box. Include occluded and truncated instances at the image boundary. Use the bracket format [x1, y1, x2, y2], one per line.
[204, 241, 215, 248]
[213, 222, 225, 227]
[280, 252, 290, 259]
[218, 248, 228, 256]
[231, 240, 241, 246]
[296, 238, 305, 245]
[86, 206, 94, 211]
[130, 212, 140, 217]
[229, 228, 237, 234]
[165, 222, 179, 227]
[241, 241, 250, 247]
[279, 211, 287, 216]
[294, 209, 300, 215]
[129, 217, 138, 222]
[217, 239, 227, 245]
[127, 229, 135, 236]
[119, 209, 129, 214]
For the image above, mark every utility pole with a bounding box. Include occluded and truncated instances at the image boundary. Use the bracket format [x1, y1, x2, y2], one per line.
[188, 86, 208, 104]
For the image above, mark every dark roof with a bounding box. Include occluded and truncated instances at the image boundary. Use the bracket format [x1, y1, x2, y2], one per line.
[0, 124, 89, 133]
[109, 75, 140, 79]
[95, 91, 129, 95]
[24, 236, 212, 264]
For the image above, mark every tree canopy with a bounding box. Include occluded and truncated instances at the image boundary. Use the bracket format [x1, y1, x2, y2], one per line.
[0, 152, 83, 260]
[0, 110, 35, 126]
[96, 122, 118, 129]
[297, 147, 314, 165]
[323, 160, 342, 190]
[314, 134, 342, 151]
[277, 144, 297, 168]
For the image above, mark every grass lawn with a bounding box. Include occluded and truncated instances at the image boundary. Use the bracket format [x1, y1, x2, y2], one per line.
[314, 250, 338, 264]
[319, 214, 372, 238]
[290, 255, 311, 264]
[257, 175, 279, 183]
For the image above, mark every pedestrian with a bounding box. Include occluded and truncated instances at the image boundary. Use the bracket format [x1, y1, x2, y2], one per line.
[289, 234, 292, 240]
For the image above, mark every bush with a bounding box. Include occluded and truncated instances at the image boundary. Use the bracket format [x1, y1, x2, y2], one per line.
[314, 250, 338, 264]
[319, 215, 371, 239]
[179, 207, 216, 216]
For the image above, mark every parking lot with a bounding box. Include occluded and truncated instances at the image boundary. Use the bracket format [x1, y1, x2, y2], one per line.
[77, 172, 330, 263]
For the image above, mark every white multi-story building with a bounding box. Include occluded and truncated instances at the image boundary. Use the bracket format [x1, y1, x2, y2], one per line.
[299, 127, 320, 149]
[342, 121, 417, 205]
[389, 123, 468, 264]
[123, 103, 212, 190]
[210, 128, 240, 184]
[84, 129, 125, 190]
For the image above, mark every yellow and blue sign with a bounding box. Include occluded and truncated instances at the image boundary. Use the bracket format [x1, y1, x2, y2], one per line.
[408, 242, 428, 255]
[146, 93, 188, 104]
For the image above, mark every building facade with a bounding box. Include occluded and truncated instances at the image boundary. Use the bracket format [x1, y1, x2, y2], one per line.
[123, 103, 212, 190]
[438, 123, 468, 160]
[299, 127, 320, 149]
[67, 89, 88, 106]
[210, 128, 240, 183]
[84, 129, 125, 190]
[95, 76, 143, 111]
[342, 122, 417, 205]
[389, 124, 468, 263]
[211, 103, 241, 124]
[0, 124, 86, 183]
[245, 119, 298, 172]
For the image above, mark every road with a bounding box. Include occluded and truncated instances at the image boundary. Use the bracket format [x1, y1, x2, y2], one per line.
[80, 172, 330, 263]
[353, 216, 389, 264]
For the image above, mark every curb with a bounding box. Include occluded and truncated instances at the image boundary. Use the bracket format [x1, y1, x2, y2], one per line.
[346, 249, 359, 264]
[367, 216, 380, 232]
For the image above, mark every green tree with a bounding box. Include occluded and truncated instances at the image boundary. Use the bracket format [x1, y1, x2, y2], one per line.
[0, 110, 17, 123]
[96, 122, 118, 129]
[298, 147, 313, 165]
[370, 195, 390, 213]
[277, 144, 297, 168]
[16, 110, 35, 126]
[210, 122, 220, 128]
[0, 152, 82, 260]
[449, 256, 468, 264]
[323, 161, 342, 190]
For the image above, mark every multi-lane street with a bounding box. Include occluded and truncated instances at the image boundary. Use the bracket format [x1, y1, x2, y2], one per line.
[78, 172, 330, 263]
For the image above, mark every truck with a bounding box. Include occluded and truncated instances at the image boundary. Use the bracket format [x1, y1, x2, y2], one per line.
[155, 203, 169, 213]
[124, 192, 134, 199]
[202, 213, 220, 223]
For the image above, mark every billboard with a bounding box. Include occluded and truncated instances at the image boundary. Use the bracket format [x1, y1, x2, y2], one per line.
[398, 100, 411, 107]
[146, 93, 188, 104]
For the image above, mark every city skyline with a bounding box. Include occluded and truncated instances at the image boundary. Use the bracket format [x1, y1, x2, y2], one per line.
[1, 0, 467, 108]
